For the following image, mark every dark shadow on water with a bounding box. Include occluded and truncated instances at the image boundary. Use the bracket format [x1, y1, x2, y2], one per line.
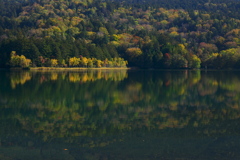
[1, 70, 240, 159]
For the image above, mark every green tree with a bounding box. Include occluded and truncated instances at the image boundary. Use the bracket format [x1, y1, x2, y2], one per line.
[190, 55, 201, 69]
[171, 54, 187, 68]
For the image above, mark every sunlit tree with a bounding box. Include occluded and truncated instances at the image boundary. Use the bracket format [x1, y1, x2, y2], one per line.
[10, 51, 31, 68]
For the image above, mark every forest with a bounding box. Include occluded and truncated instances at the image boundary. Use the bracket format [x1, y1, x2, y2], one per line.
[0, 0, 240, 69]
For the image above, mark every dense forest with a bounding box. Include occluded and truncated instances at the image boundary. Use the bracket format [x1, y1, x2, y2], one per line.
[0, 0, 240, 69]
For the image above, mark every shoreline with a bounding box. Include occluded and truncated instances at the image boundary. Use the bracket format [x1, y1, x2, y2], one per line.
[29, 67, 130, 71]
[1, 67, 240, 71]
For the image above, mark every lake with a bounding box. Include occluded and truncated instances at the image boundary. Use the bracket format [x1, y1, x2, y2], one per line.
[0, 69, 240, 160]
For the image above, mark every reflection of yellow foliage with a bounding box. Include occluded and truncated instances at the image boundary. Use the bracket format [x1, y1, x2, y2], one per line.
[178, 87, 185, 95]
[189, 71, 201, 84]
[212, 80, 218, 86]
[231, 104, 239, 109]
[99, 104, 108, 111]
[69, 73, 80, 82]
[50, 73, 58, 81]
[198, 81, 218, 96]
[11, 69, 240, 141]
[216, 95, 225, 102]
[71, 112, 82, 120]
[220, 81, 240, 92]
[160, 112, 168, 118]
[127, 82, 142, 92]
[193, 121, 198, 127]
[96, 71, 102, 79]
[11, 72, 32, 89]
[61, 73, 66, 80]
[167, 118, 179, 127]
[112, 92, 121, 104]
[68, 70, 127, 83]
[99, 142, 108, 147]
[81, 73, 88, 82]
[87, 102, 94, 108]
[169, 102, 178, 111]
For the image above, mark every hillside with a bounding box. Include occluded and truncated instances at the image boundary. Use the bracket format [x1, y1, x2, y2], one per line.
[0, 0, 240, 68]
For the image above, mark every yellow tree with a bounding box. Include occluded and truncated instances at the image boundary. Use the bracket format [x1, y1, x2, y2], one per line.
[10, 51, 20, 67]
[126, 47, 142, 59]
[177, 44, 188, 55]
[50, 59, 58, 67]
[69, 57, 80, 67]
[87, 58, 94, 68]
[125, 47, 142, 65]
[95, 60, 103, 68]
[80, 57, 88, 67]
[19, 55, 31, 68]
[10, 51, 31, 68]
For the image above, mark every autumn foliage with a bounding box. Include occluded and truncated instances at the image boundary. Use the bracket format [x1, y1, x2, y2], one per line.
[0, 0, 240, 69]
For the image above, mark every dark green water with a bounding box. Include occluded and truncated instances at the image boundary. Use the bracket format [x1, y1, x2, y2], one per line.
[0, 70, 240, 160]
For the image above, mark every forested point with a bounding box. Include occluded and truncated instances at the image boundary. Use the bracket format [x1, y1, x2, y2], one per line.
[0, 0, 240, 69]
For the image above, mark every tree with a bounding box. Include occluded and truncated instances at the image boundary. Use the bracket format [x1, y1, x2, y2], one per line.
[10, 51, 31, 68]
[125, 47, 143, 66]
[190, 55, 201, 69]
[125, 47, 142, 59]
[94, 59, 102, 68]
[80, 57, 88, 67]
[170, 54, 187, 68]
[87, 58, 94, 68]
[50, 59, 58, 67]
[69, 57, 80, 67]
[59, 59, 67, 67]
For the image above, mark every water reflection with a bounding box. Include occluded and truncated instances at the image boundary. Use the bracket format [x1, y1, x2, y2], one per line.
[10, 71, 32, 89]
[1, 70, 240, 159]
[8, 69, 128, 88]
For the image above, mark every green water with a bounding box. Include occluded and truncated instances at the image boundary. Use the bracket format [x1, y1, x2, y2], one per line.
[0, 70, 240, 160]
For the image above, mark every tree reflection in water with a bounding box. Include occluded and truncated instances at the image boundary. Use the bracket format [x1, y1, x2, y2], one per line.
[0, 70, 240, 159]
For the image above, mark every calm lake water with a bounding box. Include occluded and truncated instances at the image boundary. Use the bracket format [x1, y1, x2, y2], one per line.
[0, 69, 240, 160]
